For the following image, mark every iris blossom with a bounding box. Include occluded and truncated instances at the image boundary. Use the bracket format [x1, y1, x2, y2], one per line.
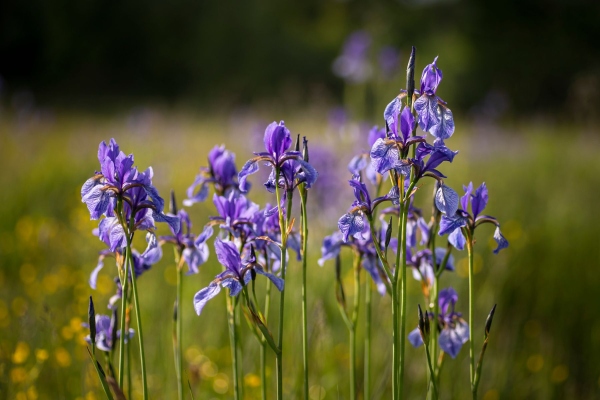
[193, 240, 284, 315]
[337, 174, 398, 243]
[413, 57, 455, 140]
[161, 209, 209, 275]
[84, 311, 134, 352]
[81, 139, 180, 253]
[238, 121, 318, 193]
[408, 287, 469, 358]
[438, 182, 509, 253]
[184, 145, 240, 206]
[319, 229, 389, 296]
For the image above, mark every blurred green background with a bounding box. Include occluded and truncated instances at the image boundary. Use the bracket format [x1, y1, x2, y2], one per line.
[1, 0, 600, 399]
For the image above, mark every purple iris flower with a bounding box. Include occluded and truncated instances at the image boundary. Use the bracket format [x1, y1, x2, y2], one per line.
[438, 182, 509, 253]
[193, 240, 284, 316]
[194, 192, 260, 248]
[84, 311, 133, 352]
[250, 203, 301, 272]
[238, 121, 318, 193]
[184, 145, 240, 207]
[413, 57, 455, 140]
[408, 287, 469, 358]
[161, 209, 209, 275]
[319, 229, 389, 296]
[337, 174, 397, 243]
[81, 139, 180, 252]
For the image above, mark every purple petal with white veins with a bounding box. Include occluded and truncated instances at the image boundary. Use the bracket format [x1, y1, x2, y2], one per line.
[420, 56, 443, 95]
[414, 94, 440, 132]
[439, 214, 468, 236]
[82, 185, 112, 220]
[435, 185, 459, 216]
[338, 213, 365, 243]
[493, 227, 509, 254]
[429, 105, 455, 140]
[193, 283, 222, 315]
[370, 138, 400, 175]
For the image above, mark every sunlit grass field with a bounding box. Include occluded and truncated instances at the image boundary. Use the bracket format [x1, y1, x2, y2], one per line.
[0, 110, 599, 399]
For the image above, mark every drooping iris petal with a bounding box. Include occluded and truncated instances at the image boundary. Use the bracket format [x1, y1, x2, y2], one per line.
[408, 327, 424, 347]
[448, 228, 466, 250]
[255, 267, 285, 291]
[153, 212, 181, 235]
[384, 97, 401, 130]
[435, 184, 459, 216]
[439, 320, 469, 359]
[238, 159, 260, 192]
[348, 155, 368, 176]
[318, 232, 343, 266]
[193, 283, 222, 315]
[414, 94, 440, 132]
[439, 214, 468, 236]
[89, 258, 105, 290]
[471, 182, 489, 219]
[338, 213, 365, 243]
[429, 105, 455, 140]
[493, 227, 509, 254]
[183, 174, 209, 206]
[194, 224, 214, 247]
[370, 138, 400, 175]
[295, 159, 318, 189]
[183, 243, 209, 275]
[82, 185, 112, 220]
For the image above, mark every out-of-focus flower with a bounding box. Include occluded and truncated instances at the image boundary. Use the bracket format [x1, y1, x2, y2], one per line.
[332, 31, 373, 84]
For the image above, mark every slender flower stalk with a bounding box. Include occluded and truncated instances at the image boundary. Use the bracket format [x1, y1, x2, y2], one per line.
[118, 245, 129, 387]
[228, 295, 241, 400]
[125, 232, 149, 400]
[466, 232, 476, 399]
[175, 250, 185, 400]
[349, 253, 361, 400]
[364, 278, 371, 400]
[300, 182, 309, 400]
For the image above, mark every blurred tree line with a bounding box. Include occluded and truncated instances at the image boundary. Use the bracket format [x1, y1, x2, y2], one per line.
[1, 0, 599, 119]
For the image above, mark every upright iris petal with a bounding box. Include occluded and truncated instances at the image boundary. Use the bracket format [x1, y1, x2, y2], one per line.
[264, 121, 292, 160]
[420, 56, 443, 95]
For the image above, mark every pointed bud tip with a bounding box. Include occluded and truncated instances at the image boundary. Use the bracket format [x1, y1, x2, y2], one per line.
[295, 134, 301, 152]
[406, 46, 416, 99]
[302, 136, 309, 162]
[169, 190, 177, 215]
[485, 304, 497, 336]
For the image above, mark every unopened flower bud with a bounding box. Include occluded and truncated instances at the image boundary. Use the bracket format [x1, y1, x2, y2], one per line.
[169, 190, 177, 215]
[485, 304, 497, 338]
[385, 217, 393, 249]
[406, 46, 416, 102]
[88, 296, 96, 344]
[302, 136, 309, 162]
[295, 134, 301, 152]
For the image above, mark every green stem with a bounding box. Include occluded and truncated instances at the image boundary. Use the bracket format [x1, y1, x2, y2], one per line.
[118, 251, 129, 388]
[176, 252, 184, 400]
[424, 344, 438, 400]
[350, 255, 361, 400]
[227, 295, 240, 400]
[88, 347, 115, 400]
[364, 280, 371, 400]
[127, 240, 148, 399]
[274, 171, 291, 400]
[262, 258, 272, 400]
[127, 325, 131, 400]
[300, 186, 309, 400]
[467, 232, 476, 399]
